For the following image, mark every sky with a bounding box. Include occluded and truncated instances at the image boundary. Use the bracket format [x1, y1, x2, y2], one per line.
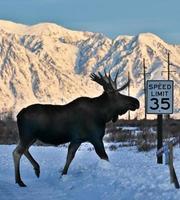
[0, 0, 179, 44]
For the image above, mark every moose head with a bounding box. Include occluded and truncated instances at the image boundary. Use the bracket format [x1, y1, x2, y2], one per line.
[90, 70, 140, 122]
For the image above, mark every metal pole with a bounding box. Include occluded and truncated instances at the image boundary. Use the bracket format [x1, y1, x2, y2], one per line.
[128, 71, 130, 120]
[168, 52, 170, 80]
[157, 114, 163, 164]
[167, 53, 170, 119]
[143, 58, 147, 120]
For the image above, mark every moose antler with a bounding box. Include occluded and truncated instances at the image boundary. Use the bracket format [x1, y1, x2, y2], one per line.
[90, 69, 130, 92]
[90, 72, 114, 92]
[116, 79, 130, 92]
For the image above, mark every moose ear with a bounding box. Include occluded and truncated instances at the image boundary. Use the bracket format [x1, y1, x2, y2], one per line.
[112, 115, 118, 123]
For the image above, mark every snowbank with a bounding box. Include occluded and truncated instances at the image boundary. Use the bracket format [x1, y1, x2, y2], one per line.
[0, 144, 180, 200]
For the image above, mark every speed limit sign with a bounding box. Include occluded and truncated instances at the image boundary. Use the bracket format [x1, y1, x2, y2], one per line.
[146, 80, 174, 114]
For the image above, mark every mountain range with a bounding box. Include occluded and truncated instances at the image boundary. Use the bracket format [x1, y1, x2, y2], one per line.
[0, 20, 179, 119]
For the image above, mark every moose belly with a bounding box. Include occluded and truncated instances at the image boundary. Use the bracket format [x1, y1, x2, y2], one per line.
[36, 130, 71, 145]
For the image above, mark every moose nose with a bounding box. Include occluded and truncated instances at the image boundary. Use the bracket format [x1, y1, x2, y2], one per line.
[135, 100, 140, 109]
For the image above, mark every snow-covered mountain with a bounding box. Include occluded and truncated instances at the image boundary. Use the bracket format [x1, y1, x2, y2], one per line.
[0, 20, 179, 119]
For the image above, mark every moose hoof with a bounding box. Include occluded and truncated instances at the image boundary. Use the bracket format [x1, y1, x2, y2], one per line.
[17, 180, 27, 187]
[34, 168, 40, 178]
[61, 171, 67, 176]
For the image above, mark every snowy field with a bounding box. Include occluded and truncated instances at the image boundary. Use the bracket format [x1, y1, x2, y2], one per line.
[0, 144, 180, 200]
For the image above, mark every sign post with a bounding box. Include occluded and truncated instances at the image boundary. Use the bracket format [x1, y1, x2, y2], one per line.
[146, 80, 174, 164]
[157, 114, 163, 163]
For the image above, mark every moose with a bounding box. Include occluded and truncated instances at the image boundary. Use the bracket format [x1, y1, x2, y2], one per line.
[13, 70, 140, 187]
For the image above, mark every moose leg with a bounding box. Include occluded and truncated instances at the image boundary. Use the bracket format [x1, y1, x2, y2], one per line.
[91, 139, 109, 161]
[13, 143, 26, 187]
[62, 142, 81, 175]
[24, 150, 40, 178]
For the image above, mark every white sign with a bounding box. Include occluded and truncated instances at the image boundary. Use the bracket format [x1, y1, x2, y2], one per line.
[146, 80, 174, 114]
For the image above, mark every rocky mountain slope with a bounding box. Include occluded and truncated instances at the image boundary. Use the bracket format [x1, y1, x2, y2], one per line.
[0, 20, 179, 119]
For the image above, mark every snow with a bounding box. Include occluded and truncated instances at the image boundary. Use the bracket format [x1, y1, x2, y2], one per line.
[0, 20, 93, 40]
[0, 144, 180, 200]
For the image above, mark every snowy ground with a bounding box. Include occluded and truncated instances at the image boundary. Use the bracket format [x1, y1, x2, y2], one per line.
[0, 144, 180, 200]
